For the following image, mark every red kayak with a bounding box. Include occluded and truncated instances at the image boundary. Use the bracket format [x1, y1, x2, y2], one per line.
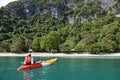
[17, 63, 42, 70]
[17, 58, 57, 70]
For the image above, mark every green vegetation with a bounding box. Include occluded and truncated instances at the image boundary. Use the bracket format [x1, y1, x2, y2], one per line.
[0, 0, 120, 54]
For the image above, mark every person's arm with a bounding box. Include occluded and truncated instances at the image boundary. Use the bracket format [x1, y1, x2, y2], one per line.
[24, 57, 27, 64]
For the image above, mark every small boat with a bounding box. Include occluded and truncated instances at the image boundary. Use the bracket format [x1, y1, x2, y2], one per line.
[17, 58, 57, 70]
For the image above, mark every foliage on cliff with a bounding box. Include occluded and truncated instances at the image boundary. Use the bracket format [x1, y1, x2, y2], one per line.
[0, 0, 120, 53]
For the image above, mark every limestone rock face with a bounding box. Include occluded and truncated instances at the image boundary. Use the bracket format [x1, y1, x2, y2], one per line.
[5, 0, 120, 23]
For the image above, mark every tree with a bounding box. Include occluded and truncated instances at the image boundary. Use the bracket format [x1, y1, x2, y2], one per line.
[59, 42, 71, 53]
[0, 40, 10, 52]
[40, 31, 61, 52]
[10, 37, 27, 53]
[115, 32, 120, 50]
[31, 37, 41, 52]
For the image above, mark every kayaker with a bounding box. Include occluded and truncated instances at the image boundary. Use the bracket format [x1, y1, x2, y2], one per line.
[24, 54, 32, 65]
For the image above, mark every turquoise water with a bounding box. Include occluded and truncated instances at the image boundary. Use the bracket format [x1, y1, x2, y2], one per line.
[0, 57, 120, 80]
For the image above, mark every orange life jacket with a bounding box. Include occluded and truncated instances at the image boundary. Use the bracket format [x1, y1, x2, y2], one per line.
[25, 56, 31, 63]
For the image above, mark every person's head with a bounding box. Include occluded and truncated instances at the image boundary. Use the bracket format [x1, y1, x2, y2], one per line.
[28, 54, 31, 57]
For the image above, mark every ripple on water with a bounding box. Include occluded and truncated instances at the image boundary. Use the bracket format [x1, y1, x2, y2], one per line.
[0, 68, 15, 70]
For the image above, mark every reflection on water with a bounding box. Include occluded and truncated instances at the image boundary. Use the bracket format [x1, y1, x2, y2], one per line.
[23, 70, 33, 80]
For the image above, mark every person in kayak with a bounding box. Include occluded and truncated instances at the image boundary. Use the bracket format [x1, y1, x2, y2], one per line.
[24, 54, 32, 65]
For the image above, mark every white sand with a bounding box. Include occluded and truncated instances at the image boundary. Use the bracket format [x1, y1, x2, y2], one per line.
[0, 52, 120, 57]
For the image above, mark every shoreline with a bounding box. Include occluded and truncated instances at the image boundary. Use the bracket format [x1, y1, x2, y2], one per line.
[1, 52, 120, 57]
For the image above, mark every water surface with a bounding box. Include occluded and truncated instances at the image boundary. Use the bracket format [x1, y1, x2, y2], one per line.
[0, 57, 120, 80]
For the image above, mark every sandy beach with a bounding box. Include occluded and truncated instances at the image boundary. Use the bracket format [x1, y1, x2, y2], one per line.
[1, 52, 120, 57]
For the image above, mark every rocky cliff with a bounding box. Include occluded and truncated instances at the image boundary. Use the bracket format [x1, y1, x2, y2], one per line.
[5, 0, 120, 23]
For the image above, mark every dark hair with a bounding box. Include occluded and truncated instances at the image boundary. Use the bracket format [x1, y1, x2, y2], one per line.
[28, 54, 31, 56]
